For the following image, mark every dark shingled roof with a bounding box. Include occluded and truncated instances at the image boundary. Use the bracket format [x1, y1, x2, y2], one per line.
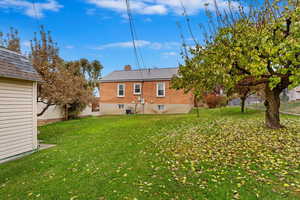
[0, 47, 41, 81]
[100, 67, 178, 82]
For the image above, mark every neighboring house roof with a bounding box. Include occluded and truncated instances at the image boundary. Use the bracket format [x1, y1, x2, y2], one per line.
[0, 47, 41, 81]
[100, 67, 178, 82]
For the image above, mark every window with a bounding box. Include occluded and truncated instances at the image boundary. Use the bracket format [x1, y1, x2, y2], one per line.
[158, 105, 165, 111]
[117, 83, 125, 97]
[297, 91, 300, 100]
[118, 104, 124, 109]
[94, 87, 100, 97]
[157, 82, 165, 97]
[133, 83, 142, 95]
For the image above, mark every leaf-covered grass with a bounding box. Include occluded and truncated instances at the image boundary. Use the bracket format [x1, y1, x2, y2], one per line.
[0, 107, 299, 200]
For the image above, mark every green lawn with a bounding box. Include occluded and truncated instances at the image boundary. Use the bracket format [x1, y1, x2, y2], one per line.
[248, 101, 300, 115]
[0, 107, 299, 200]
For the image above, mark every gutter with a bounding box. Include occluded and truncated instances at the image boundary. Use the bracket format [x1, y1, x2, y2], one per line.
[99, 78, 172, 83]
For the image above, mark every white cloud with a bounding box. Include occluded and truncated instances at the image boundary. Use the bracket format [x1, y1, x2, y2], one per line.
[65, 45, 75, 49]
[86, 0, 167, 15]
[93, 40, 180, 50]
[162, 51, 177, 56]
[86, 8, 97, 15]
[21, 40, 31, 52]
[94, 40, 151, 50]
[22, 40, 31, 48]
[85, 0, 240, 16]
[144, 17, 152, 22]
[0, 0, 63, 18]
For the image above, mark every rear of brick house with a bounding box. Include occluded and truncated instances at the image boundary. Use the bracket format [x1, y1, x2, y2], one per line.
[99, 66, 194, 115]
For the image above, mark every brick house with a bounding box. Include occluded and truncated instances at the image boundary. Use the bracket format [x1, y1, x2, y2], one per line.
[99, 65, 194, 114]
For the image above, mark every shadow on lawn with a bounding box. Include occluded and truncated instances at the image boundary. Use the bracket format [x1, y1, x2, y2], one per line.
[192, 106, 263, 119]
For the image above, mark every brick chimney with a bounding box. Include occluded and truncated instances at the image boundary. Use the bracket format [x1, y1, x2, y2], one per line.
[124, 65, 132, 71]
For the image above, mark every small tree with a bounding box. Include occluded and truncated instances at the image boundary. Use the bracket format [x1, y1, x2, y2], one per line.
[30, 26, 65, 116]
[172, 46, 229, 116]
[31, 26, 103, 119]
[0, 27, 21, 53]
[55, 63, 94, 120]
[63, 59, 103, 119]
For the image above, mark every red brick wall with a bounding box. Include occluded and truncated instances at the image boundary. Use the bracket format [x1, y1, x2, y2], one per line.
[99, 80, 194, 105]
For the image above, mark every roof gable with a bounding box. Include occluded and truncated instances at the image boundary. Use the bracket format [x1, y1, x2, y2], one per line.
[0, 48, 41, 81]
[101, 67, 178, 82]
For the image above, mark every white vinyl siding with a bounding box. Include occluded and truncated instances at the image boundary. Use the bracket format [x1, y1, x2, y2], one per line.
[0, 78, 37, 161]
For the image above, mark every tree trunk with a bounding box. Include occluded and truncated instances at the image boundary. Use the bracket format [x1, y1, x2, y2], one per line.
[65, 105, 69, 121]
[37, 101, 54, 117]
[264, 85, 283, 129]
[240, 97, 246, 113]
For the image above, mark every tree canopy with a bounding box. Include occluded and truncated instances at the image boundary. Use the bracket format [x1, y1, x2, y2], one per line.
[173, 0, 300, 129]
[0, 27, 21, 53]
[30, 27, 103, 119]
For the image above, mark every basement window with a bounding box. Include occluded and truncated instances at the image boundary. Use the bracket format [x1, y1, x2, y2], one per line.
[158, 105, 165, 111]
[118, 104, 125, 109]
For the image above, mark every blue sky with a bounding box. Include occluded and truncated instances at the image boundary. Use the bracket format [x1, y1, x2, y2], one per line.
[0, 0, 240, 76]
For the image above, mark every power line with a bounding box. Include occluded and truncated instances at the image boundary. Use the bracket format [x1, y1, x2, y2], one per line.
[179, 0, 198, 46]
[125, 0, 142, 70]
[31, 0, 41, 28]
[131, 18, 147, 70]
[125, 0, 147, 113]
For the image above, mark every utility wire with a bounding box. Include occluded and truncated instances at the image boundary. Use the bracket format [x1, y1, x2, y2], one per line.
[31, 0, 41, 28]
[131, 18, 147, 70]
[176, 21, 189, 59]
[125, 0, 146, 113]
[125, 0, 142, 70]
[179, 0, 198, 46]
[125, 0, 146, 69]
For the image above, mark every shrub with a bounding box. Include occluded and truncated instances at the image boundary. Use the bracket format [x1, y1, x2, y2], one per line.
[218, 96, 228, 107]
[205, 94, 227, 108]
[67, 102, 87, 119]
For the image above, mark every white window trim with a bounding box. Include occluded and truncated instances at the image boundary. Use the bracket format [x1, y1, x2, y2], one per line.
[156, 82, 165, 97]
[133, 83, 142, 95]
[117, 83, 125, 97]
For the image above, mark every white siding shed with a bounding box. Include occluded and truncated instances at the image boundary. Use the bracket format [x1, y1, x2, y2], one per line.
[288, 86, 300, 101]
[0, 48, 41, 162]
